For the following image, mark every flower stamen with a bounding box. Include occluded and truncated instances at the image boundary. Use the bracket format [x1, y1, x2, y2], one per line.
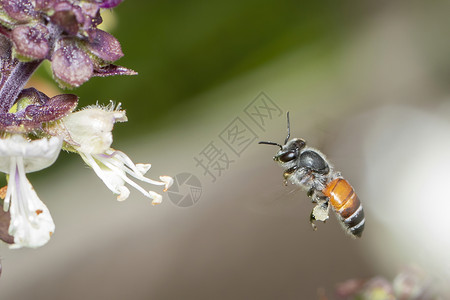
[79, 150, 170, 204]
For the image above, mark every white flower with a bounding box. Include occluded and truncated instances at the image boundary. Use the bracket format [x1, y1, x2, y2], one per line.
[79, 150, 172, 204]
[0, 135, 62, 249]
[62, 101, 127, 154]
[63, 102, 173, 204]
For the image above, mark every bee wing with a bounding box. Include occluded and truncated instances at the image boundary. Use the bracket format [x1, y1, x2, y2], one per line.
[247, 185, 302, 215]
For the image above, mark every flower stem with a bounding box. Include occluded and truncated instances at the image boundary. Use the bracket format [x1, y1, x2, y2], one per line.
[0, 60, 42, 113]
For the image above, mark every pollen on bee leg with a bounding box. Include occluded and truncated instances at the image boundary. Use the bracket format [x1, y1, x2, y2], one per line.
[36, 209, 43, 215]
[311, 202, 329, 222]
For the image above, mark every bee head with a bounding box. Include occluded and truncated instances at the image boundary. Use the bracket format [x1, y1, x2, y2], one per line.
[274, 138, 306, 163]
[259, 138, 306, 162]
[259, 112, 306, 163]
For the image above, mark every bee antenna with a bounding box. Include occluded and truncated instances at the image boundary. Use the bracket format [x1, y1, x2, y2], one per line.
[284, 111, 290, 144]
[258, 141, 283, 150]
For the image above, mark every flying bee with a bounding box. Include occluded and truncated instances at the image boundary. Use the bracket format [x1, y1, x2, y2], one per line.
[259, 113, 365, 238]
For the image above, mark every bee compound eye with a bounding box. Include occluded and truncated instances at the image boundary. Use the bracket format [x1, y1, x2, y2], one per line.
[278, 151, 297, 163]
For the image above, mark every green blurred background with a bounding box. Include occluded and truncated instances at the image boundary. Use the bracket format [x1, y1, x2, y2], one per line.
[62, 0, 358, 134]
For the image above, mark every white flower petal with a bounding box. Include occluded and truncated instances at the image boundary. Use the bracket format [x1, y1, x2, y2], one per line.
[79, 152, 125, 195]
[8, 157, 55, 249]
[81, 149, 170, 203]
[3, 157, 17, 212]
[63, 105, 127, 154]
[64, 104, 170, 204]
[0, 135, 62, 173]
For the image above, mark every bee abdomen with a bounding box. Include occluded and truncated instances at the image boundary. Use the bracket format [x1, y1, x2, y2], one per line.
[322, 178, 365, 237]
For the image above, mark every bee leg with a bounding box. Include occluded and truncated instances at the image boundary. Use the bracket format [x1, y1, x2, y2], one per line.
[310, 212, 318, 231]
[283, 166, 297, 186]
[309, 189, 327, 203]
[310, 197, 330, 231]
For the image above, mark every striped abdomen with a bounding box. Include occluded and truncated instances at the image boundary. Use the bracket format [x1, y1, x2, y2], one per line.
[322, 178, 365, 237]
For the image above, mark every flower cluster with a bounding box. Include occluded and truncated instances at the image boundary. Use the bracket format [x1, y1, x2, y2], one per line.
[0, 0, 172, 250]
[333, 267, 441, 300]
[0, 0, 135, 88]
[59, 102, 173, 204]
[0, 95, 172, 249]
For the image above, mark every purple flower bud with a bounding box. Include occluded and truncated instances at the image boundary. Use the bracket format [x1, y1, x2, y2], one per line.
[0, 0, 36, 23]
[11, 24, 50, 60]
[25, 94, 78, 122]
[97, 0, 123, 9]
[34, 0, 52, 11]
[93, 64, 137, 77]
[87, 28, 123, 62]
[52, 40, 94, 87]
[17, 87, 49, 105]
[0, 0, 132, 92]
[51, 2, 84, 36]
[80, 2, 100, 18]
[0, 88, 78, 132]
